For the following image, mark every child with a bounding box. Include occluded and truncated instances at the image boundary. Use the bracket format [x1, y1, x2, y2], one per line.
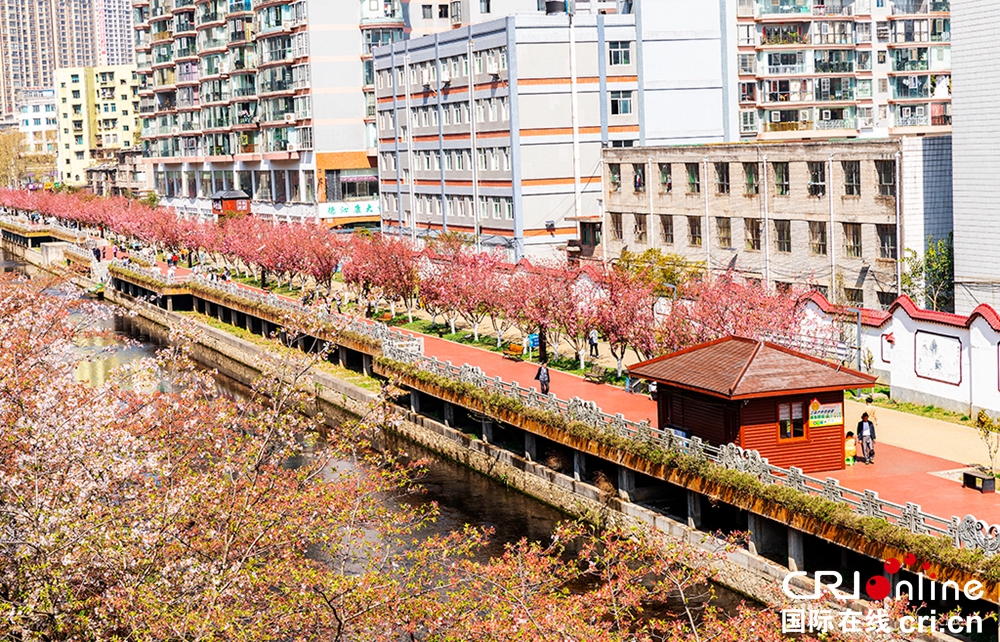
[844, 431, 857, 466]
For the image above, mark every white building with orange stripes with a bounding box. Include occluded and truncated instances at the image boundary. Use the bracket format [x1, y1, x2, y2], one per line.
[374, 4, 737, 259]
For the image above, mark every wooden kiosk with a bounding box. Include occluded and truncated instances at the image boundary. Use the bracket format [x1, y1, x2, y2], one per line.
[628, 337, 877, 473]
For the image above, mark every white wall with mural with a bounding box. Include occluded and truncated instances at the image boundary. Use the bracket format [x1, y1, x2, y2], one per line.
[803, 293, 1000, 415]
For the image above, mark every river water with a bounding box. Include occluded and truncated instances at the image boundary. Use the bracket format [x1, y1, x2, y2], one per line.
[1, 249, 573, 562]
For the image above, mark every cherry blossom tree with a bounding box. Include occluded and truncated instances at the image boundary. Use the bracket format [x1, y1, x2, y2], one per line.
[595, 266, 657, 376]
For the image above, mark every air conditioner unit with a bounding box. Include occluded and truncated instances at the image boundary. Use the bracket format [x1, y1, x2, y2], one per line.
[283, 113, 296, 123]
[170, 126, 180, 135]
[440, 68, 451, 84]
[770, 111, 780, 123]
[420, 68, 431, 86]
[486, 60, 500, 76]
[286, 143, 297, 152]
[821, 109, 831, 120]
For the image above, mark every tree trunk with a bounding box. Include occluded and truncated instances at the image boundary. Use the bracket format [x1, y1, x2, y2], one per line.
[579, 349, 586, 370]
[539, 326, 548, 363]
[261, 269, 268, 289]
[450, 318, 456, 335]
[406, 304, 413, 324]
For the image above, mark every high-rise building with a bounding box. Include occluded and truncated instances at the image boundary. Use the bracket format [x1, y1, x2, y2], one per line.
[132, 0, 565, 224]
[55, 65, 140, 185]
[735, 0, 952, 140]
[374, 2, 735, 259]
[951, 0, 996, 314]
[0, 0, 133, 120]
[94, 0, 135, 65]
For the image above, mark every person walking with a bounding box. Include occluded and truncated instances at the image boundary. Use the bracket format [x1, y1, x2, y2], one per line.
[588, 328, 599, 358]
[534, 361, 550, 395]
[864, 396, 878, 429]
[857, 412, 877, 464]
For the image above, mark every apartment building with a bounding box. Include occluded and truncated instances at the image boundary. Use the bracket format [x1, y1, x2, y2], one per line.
[735, 0, 952, 140]
[95, 0, 135, 65]
[951, 0, 998, 314]
[600, 137, 952, 309]
[375, 2, 735, 259]
[55, 65, 140, 185]
[18, 90, 59, 156]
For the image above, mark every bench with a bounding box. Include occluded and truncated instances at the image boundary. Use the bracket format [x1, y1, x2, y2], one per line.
[502, 343, 524, 361]
[963, 470, 996, 494]
[376, 311, 393, 323]
[583, 364, 605, 383]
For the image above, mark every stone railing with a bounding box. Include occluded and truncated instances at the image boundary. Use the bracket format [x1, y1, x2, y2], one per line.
[400, 350, 1000, 558]
[64, 245, 96, 264]
[111, 260, 189, 287]
[188, 275, 424, 355]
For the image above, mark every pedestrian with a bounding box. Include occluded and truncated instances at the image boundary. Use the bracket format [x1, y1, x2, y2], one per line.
[588, 328, 599, 358]
[844, 431, 857, 466]
[534, 361, 550, 396]
[857, 412, 876, 464]
[864, 396, 878, 428]
[648, 380, 657, 400]
[167, 265, 176, 283]
[334, 291, 342, 314]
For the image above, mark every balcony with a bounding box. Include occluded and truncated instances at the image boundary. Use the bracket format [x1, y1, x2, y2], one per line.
[892, 57, 929, 72]
[151, 30, 173, 42]
[896, 113, 930, 127]
[892, 0, 949, 14]
[814, 60, 854, 73]
[761, 32, 810, 46]
[814, 88, 854, 101]
[812, 3, 853, 15]
[767, 64, 806, 74]
[816, 118, 855, 129]
[765, 120, 814, 132]
[758, 0, 811, 15]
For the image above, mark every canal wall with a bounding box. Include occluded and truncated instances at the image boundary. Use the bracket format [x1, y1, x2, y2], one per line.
[102, 287, 787, 604]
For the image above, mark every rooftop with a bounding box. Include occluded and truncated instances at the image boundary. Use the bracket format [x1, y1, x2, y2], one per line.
[628, 336, 876, 400]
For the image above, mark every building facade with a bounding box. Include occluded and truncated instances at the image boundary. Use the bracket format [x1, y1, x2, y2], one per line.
[17, 89, 59, 186]
[55, 65, 140, 185]
[950, 0, 998, 314]
[601, 137, 952, 310]
[735, 0, 952, 140]
[374, 2, 736, 259]
[94, 0, 135, 66]
[0, 0, 93, 119]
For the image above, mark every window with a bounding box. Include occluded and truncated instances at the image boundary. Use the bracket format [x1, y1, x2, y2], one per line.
[634, 214, 647, 243]
[422, 5, 432, 18]
[608, 163, 621, 191]
[688, 216, 702, 246]
[877, 224, 897, 259]
[877, 21, 890, 43]
[842, 161, 860, 195]
[610, 90, 632, 115]
[633, 164, 645, 192]
[738, 53, 756, 75]
[739, 82, 756, 103]
[877, 291, 896, 310]
[843, 223, 862, 258]
[658, 163, 671, 192]
[480, 0, 491, 11]
[778, 402, 805, 440]
[744, 162, 759, 195]
[715, 162, 730, 194]
[876, 160, 896, 197]
[610, 212, 623, 240]
[660, 215, 674, 244]
[877, 51, 887, 65]
[775, 220, 791, 253]
[809, 221, 827, 255]
[717, 218, 732, 249]
[844, 287, 864, 305]
[438, 3, 449, 17]
[807, 161, 826, 197]
[745, 219, 762, 251]
[686, 163, 700, 194]
[609, 41, 631, 66]
[773, 162, 789, 195]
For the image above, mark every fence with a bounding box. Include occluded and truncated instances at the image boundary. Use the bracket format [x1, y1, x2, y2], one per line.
[396, 346, 1000, 558]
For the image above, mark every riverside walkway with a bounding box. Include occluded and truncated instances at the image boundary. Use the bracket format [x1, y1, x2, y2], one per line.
[119, 259, 1000, 526]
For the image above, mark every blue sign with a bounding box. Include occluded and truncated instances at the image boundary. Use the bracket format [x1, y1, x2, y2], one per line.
[526, 333, 540, 349]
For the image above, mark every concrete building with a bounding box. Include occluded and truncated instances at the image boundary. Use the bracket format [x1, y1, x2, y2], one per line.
[0, 0, 96, 119]
[600, 137, 952, 310]
[951, 0, 998, 314]
[94, 0, 135, 66]
[735, 0, 952, 140]
[86, 148, 147, 196]
[374, 3, 735, 259]
[18, 90, 59, 156]
[55, 65, 140, 185]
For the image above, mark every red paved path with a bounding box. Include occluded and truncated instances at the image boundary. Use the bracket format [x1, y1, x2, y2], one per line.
[146, 260, 999, 524]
